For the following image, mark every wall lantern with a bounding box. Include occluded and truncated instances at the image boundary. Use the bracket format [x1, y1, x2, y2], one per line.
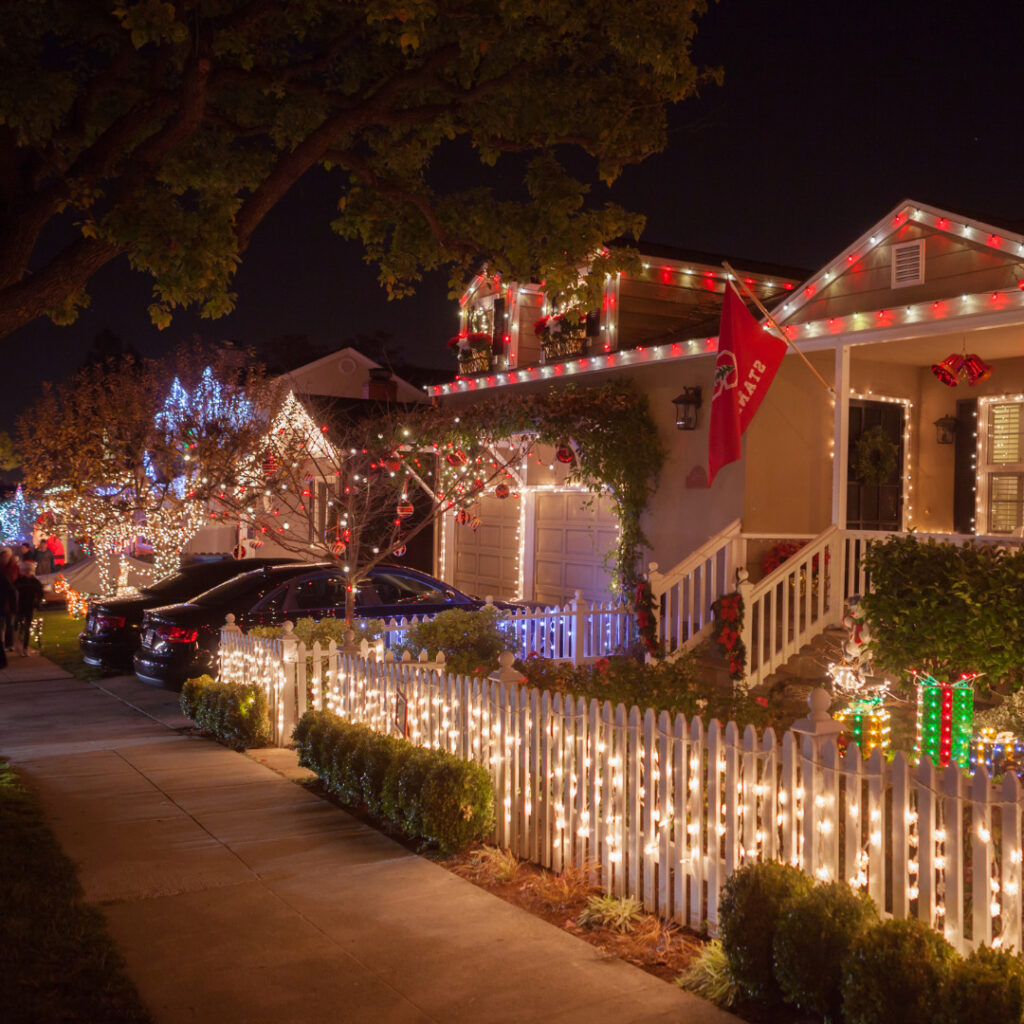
[672, 387, 702, 430]
[934, 415, 958, 445]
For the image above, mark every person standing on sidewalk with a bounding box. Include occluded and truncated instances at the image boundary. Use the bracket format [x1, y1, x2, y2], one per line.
[14, 561, 43, 656]
[0, 570, 14, 668]
[0, 548, 18, 652]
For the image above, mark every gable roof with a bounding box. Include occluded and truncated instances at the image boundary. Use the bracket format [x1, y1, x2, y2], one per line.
[281, 346, 426, 403]
[769, 199, 1024, 338]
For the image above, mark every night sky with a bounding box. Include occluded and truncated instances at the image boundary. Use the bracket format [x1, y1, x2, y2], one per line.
[5, 0, 1022, 431]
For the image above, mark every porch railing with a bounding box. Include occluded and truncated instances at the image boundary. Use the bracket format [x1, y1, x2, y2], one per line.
[648, 518, 744, 661]
[738, 526, 845, 691]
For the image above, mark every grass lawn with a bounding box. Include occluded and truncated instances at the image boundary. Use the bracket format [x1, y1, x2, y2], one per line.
[35, 607, 105, 682]
[0, 759, 151, 1023]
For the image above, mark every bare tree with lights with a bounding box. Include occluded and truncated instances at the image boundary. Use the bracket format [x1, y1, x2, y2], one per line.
[17, 348, 278, 594]
[211, 393, 537, 622]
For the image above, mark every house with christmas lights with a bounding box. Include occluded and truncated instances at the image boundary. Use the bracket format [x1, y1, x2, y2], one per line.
[428, 201, 1024, 682]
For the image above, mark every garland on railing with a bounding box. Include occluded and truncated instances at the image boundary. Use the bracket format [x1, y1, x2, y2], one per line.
[711, 591, 746, 681]
[633, 578, 661, 658]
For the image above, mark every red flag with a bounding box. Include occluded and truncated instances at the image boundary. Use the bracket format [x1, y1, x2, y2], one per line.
[708, 284, 788, 485]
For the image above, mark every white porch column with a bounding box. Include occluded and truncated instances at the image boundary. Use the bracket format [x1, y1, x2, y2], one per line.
[832, 346, 850, 527]
[519, 490, 537, 601]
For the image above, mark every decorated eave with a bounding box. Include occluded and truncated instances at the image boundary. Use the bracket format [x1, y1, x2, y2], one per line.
[427, 200, 1024, 398]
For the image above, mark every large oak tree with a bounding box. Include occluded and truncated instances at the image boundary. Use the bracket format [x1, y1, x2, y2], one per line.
[0, 0, 714, 340]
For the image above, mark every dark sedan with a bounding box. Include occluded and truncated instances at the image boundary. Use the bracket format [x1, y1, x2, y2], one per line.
[79, 557, 295, 670]
[133, 563, 506, 688]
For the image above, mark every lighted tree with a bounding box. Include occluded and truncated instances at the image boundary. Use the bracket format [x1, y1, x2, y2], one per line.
[17, 349, 277, 594]
[211, 392, 537, 622]
[0, 484, 35, 544]
[0, 0, 715, 340]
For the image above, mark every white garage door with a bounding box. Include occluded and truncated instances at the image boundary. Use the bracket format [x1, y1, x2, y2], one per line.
[452, 494, 520, 600]
[532, 491, 617, 607]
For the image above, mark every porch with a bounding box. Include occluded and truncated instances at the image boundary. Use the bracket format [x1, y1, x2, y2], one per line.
[650, 521, 1024, 691]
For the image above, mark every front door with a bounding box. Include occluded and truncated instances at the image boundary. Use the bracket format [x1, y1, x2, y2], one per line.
[847, 400, 904, 530]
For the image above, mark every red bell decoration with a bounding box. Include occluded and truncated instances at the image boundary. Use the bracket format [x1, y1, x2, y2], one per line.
[446, 450, 467, 466]
[494, 483, 510, 499]
[396, 499, 414, 519]
[961, 352, 993, 385]
[556, 445, 574, 464]
[931, 351, 994, 387]
[930, 353, 963, 387]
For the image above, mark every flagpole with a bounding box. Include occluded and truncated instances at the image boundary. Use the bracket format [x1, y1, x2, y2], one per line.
[721, 261, 835, 395]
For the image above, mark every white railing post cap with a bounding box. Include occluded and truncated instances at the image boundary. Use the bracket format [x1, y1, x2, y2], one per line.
[791, 686, 843, 736]
[223, 612, 242, 633]
[489, 651, 526, 685]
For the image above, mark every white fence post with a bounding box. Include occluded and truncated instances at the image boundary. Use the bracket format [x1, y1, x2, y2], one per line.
[736, 568, 753, 684]
[278, 621, 299, 746]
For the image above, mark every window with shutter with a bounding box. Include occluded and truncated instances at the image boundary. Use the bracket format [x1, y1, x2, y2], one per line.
[980, 401, 1024, 533]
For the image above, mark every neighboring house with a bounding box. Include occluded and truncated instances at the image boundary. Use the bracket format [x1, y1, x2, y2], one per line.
[428, 202, 1024, 679]
[185, 348, 430, 560]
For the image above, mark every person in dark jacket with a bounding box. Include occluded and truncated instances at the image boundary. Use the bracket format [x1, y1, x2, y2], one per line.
[0, 548, 17, 651]
[34, 541, 55, 576]
[0, 570, 14, 668]
[14, 561, 43, 657]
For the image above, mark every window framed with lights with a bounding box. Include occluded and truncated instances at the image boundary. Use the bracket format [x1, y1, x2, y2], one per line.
[976, 396, 1024, 535]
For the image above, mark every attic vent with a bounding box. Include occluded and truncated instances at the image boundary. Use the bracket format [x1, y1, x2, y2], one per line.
[891, 240, 925, 288]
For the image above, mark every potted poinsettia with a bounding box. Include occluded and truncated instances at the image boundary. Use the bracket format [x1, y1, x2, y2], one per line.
[534, 309, 587, 361]
[448, 331, 492, 375]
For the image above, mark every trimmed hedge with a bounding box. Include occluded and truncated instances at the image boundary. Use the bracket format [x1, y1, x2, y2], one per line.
[718, 861, 813, 1004]
[773, 881, 878, 1020]
[293, 710, 494, 853]
[180, 675, 271, 750]
[941, 945, 1024, 1024]
[841, 918, 957, 1024]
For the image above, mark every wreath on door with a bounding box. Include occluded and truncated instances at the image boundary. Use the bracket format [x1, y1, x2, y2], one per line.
[853, 425, 899, 486]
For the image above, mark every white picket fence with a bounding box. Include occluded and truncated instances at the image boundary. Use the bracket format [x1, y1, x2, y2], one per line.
[218, 626, 1024, 955]
[372, 594, 635, 666]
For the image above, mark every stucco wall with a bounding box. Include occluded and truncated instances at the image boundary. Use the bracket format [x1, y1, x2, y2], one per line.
[742, 350, 835, 536]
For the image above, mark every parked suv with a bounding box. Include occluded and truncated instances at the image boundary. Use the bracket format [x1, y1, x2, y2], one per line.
[133, 563, 510, 689]
[79, 557, 296, 670]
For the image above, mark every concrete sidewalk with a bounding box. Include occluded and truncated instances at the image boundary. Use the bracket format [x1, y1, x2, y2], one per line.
[0, 655, 739, 1024]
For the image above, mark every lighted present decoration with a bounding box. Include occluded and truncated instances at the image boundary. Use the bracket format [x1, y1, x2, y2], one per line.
[970, 727, 1024, 777]
[835, 695, 891, 756]
[913, 671, 976, 769]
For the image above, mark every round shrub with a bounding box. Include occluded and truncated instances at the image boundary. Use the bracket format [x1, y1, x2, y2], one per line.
[773, 882, 878, 1019]
[420, 758, 495, 854]
[941, 945, 1024, 1024]
[404, 606, 512, 676]
[326, 724, 370, 800]
[842, 918, 957, 1024]
[718, 861, 812, 1003]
